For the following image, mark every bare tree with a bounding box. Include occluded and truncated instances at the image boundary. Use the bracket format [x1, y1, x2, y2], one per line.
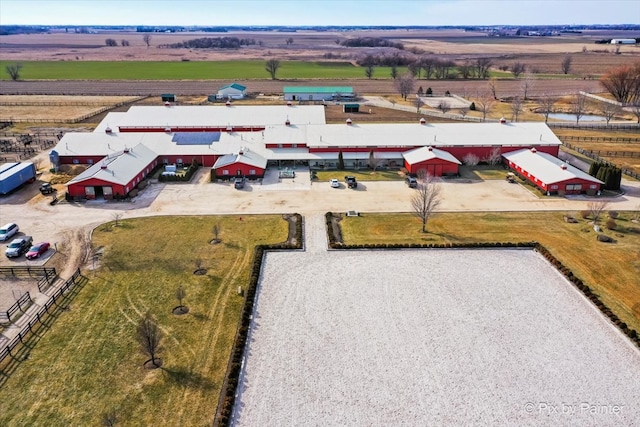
[112, 213, 123, 227]
[475, 58, 493, 79]
[420, 57, 436, 80]
[364, 64, 374, 79]
[462, 153, 480, 166]
[600, 102, 620, 125]
[175, 286, 186, 308]
[411, 174, 442, 233]
[101, 410, 118, 427]
[395, 72, 415, 100]
[458, 106, 469, 118]
[510, 62, 526, 78]
[212, 223, 221, 243]
[390, 64, 398, 79]
[488, 78, 498, 100]
[588, 201, 609, 224]
[265, 58, 280, 80]
[415, 96, 424, 113]
[121, 39, 130, 47]
[476, 91, 495, 122]
[368, 150, 384, 171]
[571, 92, 587, 124]
[510, 96, 523, 122]
[6, 63, 23, 81]
[458, 61, 474, 79]
[437, 100, 451, 115]
[483, 147, 502, 166]
[538, 94, 558, 123]
[105, 38, 118, 47]
[142, 33, 152, 48]
[600, 63, 640, 104]
[136, 311, 163, 367]
[434, 59, 455, 79]
[561, 55, 573, 75]
[630, 103, 640, 124]
[520, 71, 535, 100]
[285, 37, 294, 45]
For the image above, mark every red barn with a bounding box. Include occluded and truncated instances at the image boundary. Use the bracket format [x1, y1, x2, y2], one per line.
[67, 144, 157, 199]
[403, 146, 462, 176]
[213, 149, 267, 179]
[503, 148, 603, 195]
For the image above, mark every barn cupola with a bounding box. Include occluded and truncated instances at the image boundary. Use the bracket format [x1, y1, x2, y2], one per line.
[286, 101, 292, 106]
[427, 145, 433, 151]
[560, 163, 567, 170]
[499, 117, 507, 124]
[123, 146, 129, 154]
[285, 116, 291, 126]
[346, 118, 352, 125]
[419, 117, 426, 125]
[100, 164, 108, 170]
[226, 100, 231, 106]
[164, 101, 171, 107]
[530, 147, 537, 153]
[105, 126, 112, 134]
[164, 127, 172, 133]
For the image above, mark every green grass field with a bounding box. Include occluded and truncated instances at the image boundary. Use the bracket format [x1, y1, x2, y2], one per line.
[340, 211, 640, 333]
[0, 215, 288, 426]
[0, 60, 407, 80]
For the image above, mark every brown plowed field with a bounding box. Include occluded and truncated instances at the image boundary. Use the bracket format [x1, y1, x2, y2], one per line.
[0, 78, 603, 97]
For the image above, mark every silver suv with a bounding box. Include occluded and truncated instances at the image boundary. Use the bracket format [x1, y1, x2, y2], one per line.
[0, 223, 19, 242]
[5, 236, 32, 258]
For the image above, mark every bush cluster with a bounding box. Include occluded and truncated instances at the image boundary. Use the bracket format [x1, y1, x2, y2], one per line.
[160, 37, 256, 49]
[589, 162, 622, 191]
[215, 214, 302, 426]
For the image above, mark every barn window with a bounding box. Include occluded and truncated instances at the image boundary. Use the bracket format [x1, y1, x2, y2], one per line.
[73, 159, 79, 164]
[222, 170, 229, 175]
[590, 184, 597, 189]
[551, 185, 558, 190]
[163, 158, 168, 164]
[87, 159, 94, 165]
[125, 186, 129, 193]
[278, 144, 283, 148]
[292, 144, 297, 148]
[249, 170, 256, 175]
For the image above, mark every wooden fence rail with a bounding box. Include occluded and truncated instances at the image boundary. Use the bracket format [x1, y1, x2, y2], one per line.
[549, 122, 640, 130]
[560, 135, 640, 143]
[0, 292, 32, 324]
[0, 269, 81, 367]
[563, 142, 640, 180]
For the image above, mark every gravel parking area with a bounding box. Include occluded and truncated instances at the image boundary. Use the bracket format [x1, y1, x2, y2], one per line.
[233, 248, 640, 426]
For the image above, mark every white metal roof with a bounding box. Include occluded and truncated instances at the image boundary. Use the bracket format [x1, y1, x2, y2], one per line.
[403, 146, 462, 165]
[502, 148, 603, 185]
[68, 143, 157, 186]
[213, 150, 267, 169]
[113, 105, 326, 129]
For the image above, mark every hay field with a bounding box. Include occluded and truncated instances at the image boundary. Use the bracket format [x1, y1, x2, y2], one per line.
[234, 248, 640, 426]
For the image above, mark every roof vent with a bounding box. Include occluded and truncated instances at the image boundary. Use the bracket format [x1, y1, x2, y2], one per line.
[226, 124, 233, 132]
[560, 163, 567, 170]
[105, 126, 112, 134]
[427, 146, 433, 151]
[530, 147, 537, 153]
[286, 101, 292, 106]
[164, 127, 171, 133]
[419, 117, 426, 125]
[346, 118, 352, 125]
[123, 147, 129, 153]
[164, 101, 171, 107]
[285, 117, 291, 126]
[100, 164, 108, 170]
[226, 100, 231, 106]
[499, 117, 507, 124]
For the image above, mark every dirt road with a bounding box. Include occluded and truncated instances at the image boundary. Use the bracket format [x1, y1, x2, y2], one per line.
[0, 79, 603, 97]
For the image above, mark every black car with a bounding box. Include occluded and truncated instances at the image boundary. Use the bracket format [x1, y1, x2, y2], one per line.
[233, 176, 246, 189]
[405, 176, 418, 188]
[344, 176, 357, 189]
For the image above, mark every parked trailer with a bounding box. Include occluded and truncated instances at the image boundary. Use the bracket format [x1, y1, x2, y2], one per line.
[0, 162, 36, 195]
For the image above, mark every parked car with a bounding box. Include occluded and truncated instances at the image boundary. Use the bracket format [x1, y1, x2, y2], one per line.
[344, 176, 357, 189]
[5, 236, 33, 258]
[405, 176, 418, 188]
[0, 223, 19, 242]
[39, 182, 55, 195]
[26, 242, 50, 259]
[234, 176, 246, 189]
[330, 178, 340, 188]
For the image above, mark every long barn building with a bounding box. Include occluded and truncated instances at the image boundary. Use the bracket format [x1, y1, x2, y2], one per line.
[51, 105, 573, 199]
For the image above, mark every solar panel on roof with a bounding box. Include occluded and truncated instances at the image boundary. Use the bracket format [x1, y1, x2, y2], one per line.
[172, 132, 221, 145]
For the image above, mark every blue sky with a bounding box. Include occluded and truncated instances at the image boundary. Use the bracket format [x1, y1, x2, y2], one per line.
[0, 0, 638, 26]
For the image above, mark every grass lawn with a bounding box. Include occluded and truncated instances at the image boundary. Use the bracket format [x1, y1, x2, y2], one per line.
[458, 165, 509, 180]
[340, 211, 640, 333]
[0, 60, 404, 80]
[314, 169, 405, 182]
[0, 215, 288, 426]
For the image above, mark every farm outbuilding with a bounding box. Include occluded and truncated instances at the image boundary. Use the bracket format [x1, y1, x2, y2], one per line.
[212, 149, 267, 179]
[217, 83, 247, 100]
[502, 148, 603, 195]
[402, 146, 462, 176]
[161, 94, 177, 102]
[610, 39, 636, 44]
[66, 144, 158, 199]
[0, 162, 36, 195]
[283, 86, 355, 101]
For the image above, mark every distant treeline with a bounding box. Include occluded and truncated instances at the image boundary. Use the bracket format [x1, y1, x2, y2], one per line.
[341, 37, 404, 50]
[0, 25, 48, 35]
[160, 37, 257, 49]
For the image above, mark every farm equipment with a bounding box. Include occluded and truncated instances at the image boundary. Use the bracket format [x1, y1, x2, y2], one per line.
[40, 182, 55, 195]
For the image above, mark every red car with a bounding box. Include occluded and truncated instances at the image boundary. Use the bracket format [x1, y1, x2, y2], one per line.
[26, 242, 50, 259]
